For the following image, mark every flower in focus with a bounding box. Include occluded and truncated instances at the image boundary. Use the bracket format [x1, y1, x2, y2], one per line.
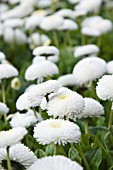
[34, 119, 81, 145]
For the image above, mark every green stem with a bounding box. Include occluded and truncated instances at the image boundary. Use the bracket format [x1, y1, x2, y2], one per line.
[60, 144, 67, 156]
[6, 146, 12, 170]
[1, 80, 7, 122]
[76, 143, 90, 170]
[108, 109, 113, 130]
[81, 34, 87, 45]
[32, 107, 38, 120]
[54, 144, 57, 155]
[52, 31, 59, 47]
[84, 119, 89, 134]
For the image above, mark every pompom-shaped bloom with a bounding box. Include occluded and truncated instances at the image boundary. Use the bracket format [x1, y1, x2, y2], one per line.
[57, 19, 78, 31]
[3, 18, 23, 28]
[73, 57, 107, 85]
[0, 127, 27, 147]
[28, 155, 83, 170]
[40, 15, 64, 31]
[0, 102, 9, 115]
[55, 9, 74, 19]
[10, 109, 42, 128]
[107, 61, 113, 74]
[47, 87, 85, 119]
[0, 143, 37, 169]
[74, 44, 99, 58]
[34, 119, 81, 145]
[0, 64, 18, 80]
[33, 55, 59, 63]
[16, 92, 43, 110]
[96, 75, 113, 101]
[27, 80, 62, 107]
[81, 27, 101, 37]
[80, 98, 104, 118]
[58, 74, 77, 86]
[25, 60, 59, 81]
[33, 46, 59, 56]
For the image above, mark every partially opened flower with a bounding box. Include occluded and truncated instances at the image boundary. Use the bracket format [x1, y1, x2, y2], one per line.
[28, 155, 83, 170]
[57, 74, 77, 86]
[73, 57, 107, 85]
[11, 77, 21, 90]
[47, 87, 85, 119]
[0, 127, 27, 147]
[107, 61, 113, 74]
[25, 60, 59, 81]
[10, 109, 42, 128]
[34, 119, 81, 145]
[40, 15, 64, 31]
[27, 80, 62, 107]
[0, 102, 9, 116]
[33, 46, 59, 56]
[0, 143, 37, 169]
[81, 98, 104, 118]
[96, 75, 113, 101]
[0, 64, 18, 80]
[74, 44, 99, 58]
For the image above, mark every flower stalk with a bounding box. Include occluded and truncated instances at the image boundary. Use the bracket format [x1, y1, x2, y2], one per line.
[6, 146, 12, 170]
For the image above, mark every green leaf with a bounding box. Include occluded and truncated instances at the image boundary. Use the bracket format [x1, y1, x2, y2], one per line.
[35, 149, 46, 158]
[68, 147, 82, 164]
[45, 143, 54, 156]
[86, 147, 102, 170]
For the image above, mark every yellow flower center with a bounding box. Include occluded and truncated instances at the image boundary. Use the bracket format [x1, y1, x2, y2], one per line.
[50, 122, 61, 128]
[59, 94, 69, 100]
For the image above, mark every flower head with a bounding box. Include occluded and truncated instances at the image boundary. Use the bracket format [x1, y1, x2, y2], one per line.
[57, 74, 77, 86]
[28, 155, 83, 170]
[107, 61, 113, 74]
[34, 119, 81, 145]
[0, 102, 9, 115]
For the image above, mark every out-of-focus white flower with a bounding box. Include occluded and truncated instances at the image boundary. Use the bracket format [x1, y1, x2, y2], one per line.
[11, 77, 21, 90]
[47, 87, 85, 119]
[55, 9, 74, 19]
[10, 109, 42, 128]
[68, 0, 81, 4]
[107, 61, 113, 74]
[34, 119, 81, 145]
[3, 18, 23, 28]
[80, 98, 104, 118]
[81, 16, 113, 36]
[73, 57, 107, 85]
[0, 143, 37, 169]
[81, 27, 101, 37]
[96, 75, 113, 101]
[0, 64, 18, 80]
[27, 80, 62, 107]
[36, 0, 52, 8]
[32, 55, 59, 63]
[73, 9, 87, 18]
[57, 19, 78, 31]
[75, 0, 103, 13]
[57, 74, 77, 86]
[28, 33, 51, 50]
[25, 60, 59, 81]
[0, 3, 9, 13]
[74, 44, 99, 58]
[0, 127, 27, 147]
[0, 102, 9, 115]
[28, 155, 83, 170]
[40, 15, 64, 31]
[33, 46, 59, 56]
[0, 52, 6, 62]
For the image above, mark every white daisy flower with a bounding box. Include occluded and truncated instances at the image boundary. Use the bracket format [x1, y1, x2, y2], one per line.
[3, 18, 23, 28]
[47, 87, 85, 119]
[57, 74, 77, 86]
[57, 19, 78, 31]
[68, 0, 81, 4]
[0, 64, 18, 80]
[25, 60, 59, 81]
[36, 0, 51, 8]
[73, 9, 87, 18]
[0, 143, 37, 169]
[27, 80, 62, 107]
[107, 61, 113, 74]
[0, 127, 27, 147]
[0, 102, 9, 115]
[55, 9, 75, 19]
[96, 75, 113, 101]
[34, 119, 81, 145]
[28, 155, 83, 170]
[16, 92, 43, 110]
[10, 109, 42, 128]
[81, 27, 101, 37]
[32, 55, 59, 63]
[74, 44, 99, 58]
[40, 15, 64, 31]
[73, 57, 107, 85]
[33, 46, 59, 56]
[80, 98, 104, 118]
